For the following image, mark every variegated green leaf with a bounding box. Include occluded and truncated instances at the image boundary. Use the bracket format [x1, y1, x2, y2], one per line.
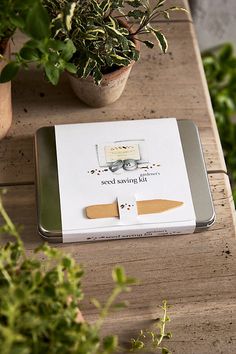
[168, 6, 188, 13]
[83, 58, 96, 78]
[152, 30, 168, 53]
[93, 66, 103, 85]
[85, 34, 99, 40]
[120, 37, 130, 51]
[156, 0, 167, 8]
[163, 11, 170, 20]
[100, 0, 111, 13]
[110, 54, 130, 66]
[109, 16, 117, 28]
[87, 27, 106, 35]
[91, 0, 103, 16]
[105, 24, 124, 38]
[64, 2, 76, 32]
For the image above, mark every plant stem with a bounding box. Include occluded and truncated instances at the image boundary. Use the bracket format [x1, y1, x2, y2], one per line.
[96, 286, 122, 328]
[157, 300, 168, 347]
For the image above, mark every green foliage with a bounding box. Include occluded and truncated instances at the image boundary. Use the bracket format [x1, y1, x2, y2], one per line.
[0, 0, 186, 85]
[0, 191, 171, 353]
[202, 43, 236, 204]
[130, 300, 172, 353]
[0, 192, 131, 353]
[0, 0, 35, 43]
[0, 0, 76, 85]
[43, 0, 186, 84]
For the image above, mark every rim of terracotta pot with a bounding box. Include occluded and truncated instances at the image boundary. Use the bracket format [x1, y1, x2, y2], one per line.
[0, 39, 12, 140]
[68, 19, 141, 83]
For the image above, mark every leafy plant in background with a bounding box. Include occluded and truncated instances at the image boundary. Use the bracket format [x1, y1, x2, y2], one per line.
[0, 0, 76, 85]
[202, 44, 236, 204]
[0, 190, 172, 354]
[43, 0, 186, 84]
[0, 0, 186, 85]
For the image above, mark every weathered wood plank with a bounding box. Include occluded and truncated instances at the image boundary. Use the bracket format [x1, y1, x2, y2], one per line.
[0, 173, 235, 353]
[0, 21, 225, 184]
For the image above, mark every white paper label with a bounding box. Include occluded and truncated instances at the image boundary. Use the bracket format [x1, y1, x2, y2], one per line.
[55, 118, 196, 242]
[105, 143, 140, 162]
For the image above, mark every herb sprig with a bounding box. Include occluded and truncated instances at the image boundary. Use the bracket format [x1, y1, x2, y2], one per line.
[0, 190, 172, 353]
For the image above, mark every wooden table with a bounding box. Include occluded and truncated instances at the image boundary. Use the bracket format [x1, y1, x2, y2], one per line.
[1, 1, 236, 353]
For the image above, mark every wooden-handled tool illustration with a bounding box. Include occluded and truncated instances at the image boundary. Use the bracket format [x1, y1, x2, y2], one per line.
[86, 199, 183, 219]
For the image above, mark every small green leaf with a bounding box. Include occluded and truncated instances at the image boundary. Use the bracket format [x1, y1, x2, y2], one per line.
[26, 2, 50, 40]
[20, 47, 39, 61]
[112, 266, 126, 284]
[65, 62, 77, 74]
[124, 276, 137, 285]
[62, 257, 74, 269]
[152, 30, 168, 53]
[91, 297, 101, 309]
[61, 40, 76, 61]
[48, 39, 67, 51]
[0, 62, 20, 83]
[130, 338, 145, 350]
[45, 64, 60, 85]
[112, 301, 128, 309]
[110, 54, 130, 66]
[103, 335, 118, 351]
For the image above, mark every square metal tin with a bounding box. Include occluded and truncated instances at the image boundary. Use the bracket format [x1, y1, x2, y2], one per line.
[34, 120, 215, 242]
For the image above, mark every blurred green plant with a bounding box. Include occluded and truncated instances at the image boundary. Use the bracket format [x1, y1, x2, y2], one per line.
[202, 43, 236, 204]
[0, 0, 76, 85]
[0, 190, 171, 353]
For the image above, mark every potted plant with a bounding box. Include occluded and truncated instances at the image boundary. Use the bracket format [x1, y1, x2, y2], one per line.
[0, 0, 186, 110]
[0, 190, 172, 353]
[42, 0, 186, 107]
[0, 0, 76, 139]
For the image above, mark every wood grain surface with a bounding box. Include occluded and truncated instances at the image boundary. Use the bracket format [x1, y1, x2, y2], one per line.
[0, 173, 235, 354]
[0, 4, 236, 353]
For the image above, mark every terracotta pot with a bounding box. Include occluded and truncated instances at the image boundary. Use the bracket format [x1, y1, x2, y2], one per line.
[68, 62, 136, 108]
[68, 22, 140, 108]
[0, 41, 12, 139]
